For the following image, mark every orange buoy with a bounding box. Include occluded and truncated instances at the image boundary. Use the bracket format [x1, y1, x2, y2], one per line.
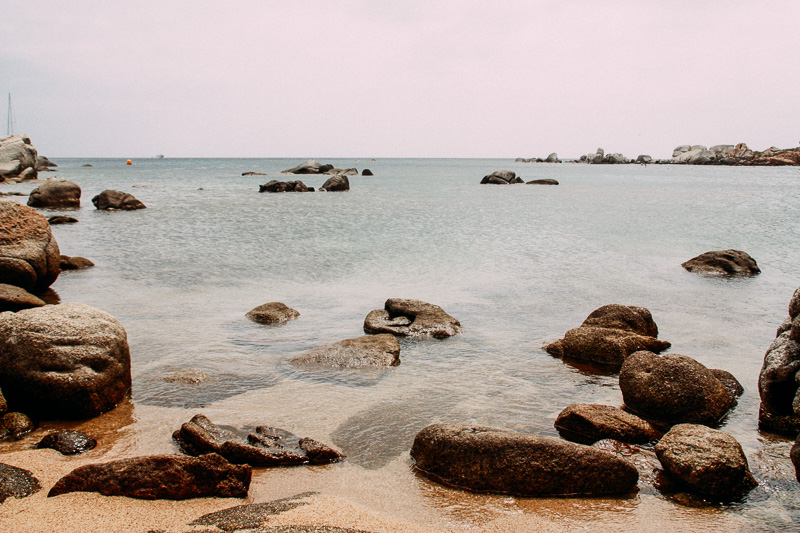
[126, 160, 132, 165]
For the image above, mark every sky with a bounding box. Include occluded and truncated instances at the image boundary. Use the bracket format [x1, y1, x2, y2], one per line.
[2, 1, 799, 159]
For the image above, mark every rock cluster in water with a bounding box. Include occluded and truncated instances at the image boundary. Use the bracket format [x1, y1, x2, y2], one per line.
[0, 135, 41, 181]
[364, 298, 462, 338]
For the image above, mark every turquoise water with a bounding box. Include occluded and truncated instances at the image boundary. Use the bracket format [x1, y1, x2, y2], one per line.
[5, 158, 800, 530]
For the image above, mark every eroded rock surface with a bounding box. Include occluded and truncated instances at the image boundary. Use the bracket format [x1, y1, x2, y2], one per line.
[655, 424, 757, 500]
[0, 201, 60, 292]
[173, 414, 344, 467]
[364, 298, 462, 338]
[410, 423, 638, 496]
[545, 305, 669, 369]
[48, 453, 250, 500]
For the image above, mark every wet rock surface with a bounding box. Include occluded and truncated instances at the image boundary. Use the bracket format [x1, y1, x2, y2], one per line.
[655, 424, 757, 500]
[410, 423, 638, 496]
[759, 286, 800, 435]
[290, 334, 400, 369]
[0, 462, 42, 503]
[545, 304, 669, 369]
[682, 250, 760, 276]
[173, 414, 344, 467]
[0, 302, 132, 419]
[189, 492, 318, 530]
[0, 411, 34, 440]
[48, 453, 251, 500]
[620, 351, 738, 427]
[36, 430, 97, 455]
[92, 189, 146, 210]
[0, 201, 61, 293]
[245, 302, 300, 324]
[363, 298, 462, 338]
[555, 403, 659, 445]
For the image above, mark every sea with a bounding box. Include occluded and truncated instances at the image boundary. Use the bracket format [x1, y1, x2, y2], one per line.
[3, 158, 800, 531]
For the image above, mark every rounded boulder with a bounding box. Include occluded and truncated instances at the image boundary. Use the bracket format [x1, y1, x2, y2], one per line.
[0, 303, 132, 419]
[27, 179, 81, 208]
[0, 201, 61, 293]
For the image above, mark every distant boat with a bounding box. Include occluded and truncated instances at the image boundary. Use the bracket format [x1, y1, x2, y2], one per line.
[155, 154, 165, 159]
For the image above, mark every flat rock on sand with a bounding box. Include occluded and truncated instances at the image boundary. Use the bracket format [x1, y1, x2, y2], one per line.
[0, 462, 42, 502]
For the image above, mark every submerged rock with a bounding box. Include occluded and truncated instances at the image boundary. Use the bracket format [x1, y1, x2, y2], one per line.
[246, 302, 300, 324]
[620, 351, 738, 427]
[0, 303, 132, 419]
[0, 462, 41, 503]
[410, 423, 638, 496]
[0, 201, 61, 293]
[554, 403, 659, 445]
[173, 414, 344, 467]
[682, 250, 760, 276]
[36, 430, 97, 455]
[48, 453, 251, 500]
[91, 190, 146, 210]
[758, 286, 800, 435]
[27, 179, 81, 208]
[290, 334, 400, 369]
[545, 305, 669, 369]
[655, 424, 757, 500]
[364, 298, 462, 338]
[526, 179, 559, 185]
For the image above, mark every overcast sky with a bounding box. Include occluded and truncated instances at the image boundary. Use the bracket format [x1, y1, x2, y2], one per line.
[2, 1, 799, 158]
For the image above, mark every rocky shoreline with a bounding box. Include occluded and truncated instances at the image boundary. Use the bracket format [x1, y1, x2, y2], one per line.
[1, 138, 800, 531]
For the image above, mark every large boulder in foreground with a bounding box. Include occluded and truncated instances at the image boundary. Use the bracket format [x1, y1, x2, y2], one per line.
[682, 250, 760, 276]
[758, 286, 800, 435]
[655, 424, 757, 500]
[245, 302, 300, 324]
[0, 303, 132, 419]
[545, 305, 669, 369]
[620, 351, 738, 427]
[364, 298, 462, 338]
[0, 201, 61, 293]
[319, 175, 350, 191]
[410, 423, 638, 496]
[173, 414, 344, 467]
[0, 462, 41, 503]
[48, 453, 250, 500]
[480, 170, 523, 184]
[0, 135, 38, 180]
[27, 179, 82, 208]
[92, 190, 146, 210]
[290, 334, 400, 369]
[554, 403, 659, 445]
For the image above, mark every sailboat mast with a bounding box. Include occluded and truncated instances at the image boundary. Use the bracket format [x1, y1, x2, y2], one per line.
[6, 94, 12, 136]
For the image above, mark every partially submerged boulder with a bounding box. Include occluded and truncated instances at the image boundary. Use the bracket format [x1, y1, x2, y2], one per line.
[526, 179, 559, 185]
[655, 424, 757, 500]
[682, 250, 760, 276]
[480, 170, 523, 185]
[758, 286, 800, 435]
[554, 403, 659, 445]
[27, 179, 81, 208]
[35, 156, 57, 171]
[92, 190, 146, 210]
[290, 334, 400, 369]
[319, 175, 350, 191]
[544, 305, 669, 369]
[245, 302, 300, 324]
[281, 160, 333, 174]
[59, 255, 94, 270]
[0, 463, 41, 503]
[47, 215, 78, 225]
[410, 423, 638, 496]
[0, 303, 132, 419]
[48, 453, 251, 500]
[362, 169, 373, 176]
[0, 283, 45, 312]
[0, 201, 61, 293]
[364, 298, 462, 338]
[258, 180, 310, 193]
[173, 414, 344, 467]
[620, 351, 739, 427]
[36, 430, 97, 455]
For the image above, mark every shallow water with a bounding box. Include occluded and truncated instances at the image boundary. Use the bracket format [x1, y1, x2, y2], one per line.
[3, 158, 800, 530]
